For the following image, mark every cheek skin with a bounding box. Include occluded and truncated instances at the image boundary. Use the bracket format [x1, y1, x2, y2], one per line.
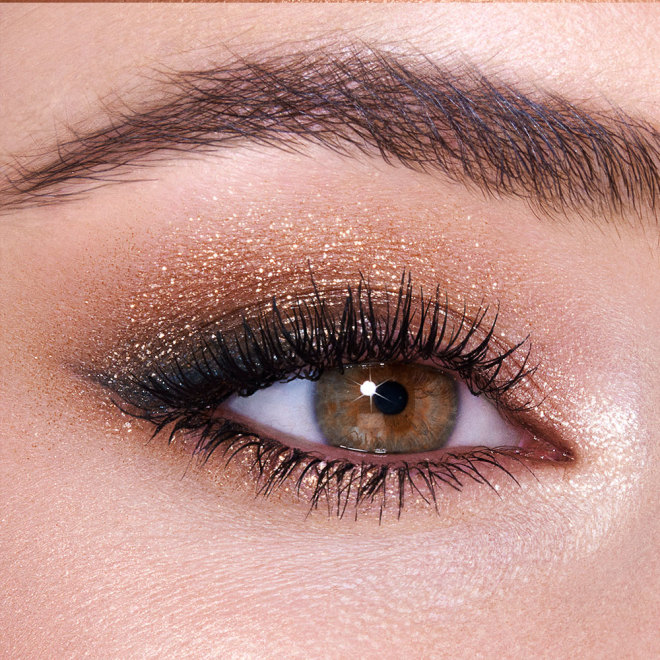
[0, 363, 658, 657]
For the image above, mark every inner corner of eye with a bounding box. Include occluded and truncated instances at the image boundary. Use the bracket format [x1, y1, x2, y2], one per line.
[222, 363, 526, 455]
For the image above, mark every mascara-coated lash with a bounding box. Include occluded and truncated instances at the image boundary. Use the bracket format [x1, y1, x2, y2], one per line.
[119, 273, 534, 411]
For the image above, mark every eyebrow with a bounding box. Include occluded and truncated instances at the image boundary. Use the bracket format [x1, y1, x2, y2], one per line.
[1, 45, 659, 221]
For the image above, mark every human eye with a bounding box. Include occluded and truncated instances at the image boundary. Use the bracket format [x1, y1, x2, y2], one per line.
[103, 274, 570, 520]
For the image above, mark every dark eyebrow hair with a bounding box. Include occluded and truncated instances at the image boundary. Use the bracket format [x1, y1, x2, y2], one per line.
[1, 45, 659, 221]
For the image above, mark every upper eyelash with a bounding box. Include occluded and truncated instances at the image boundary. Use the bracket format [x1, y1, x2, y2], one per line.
[120, 272, 536, 415]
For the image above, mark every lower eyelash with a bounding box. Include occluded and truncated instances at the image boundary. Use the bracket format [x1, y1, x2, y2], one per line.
[148, 411, 543, 521]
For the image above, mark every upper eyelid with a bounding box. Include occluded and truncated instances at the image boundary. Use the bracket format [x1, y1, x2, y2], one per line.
[101, 275, 538, 415]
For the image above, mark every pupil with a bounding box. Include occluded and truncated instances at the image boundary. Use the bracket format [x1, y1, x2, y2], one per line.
[374, 380, 409, 415]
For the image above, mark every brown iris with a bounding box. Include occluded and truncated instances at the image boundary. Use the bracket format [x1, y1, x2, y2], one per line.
[314, 363, 458, 453]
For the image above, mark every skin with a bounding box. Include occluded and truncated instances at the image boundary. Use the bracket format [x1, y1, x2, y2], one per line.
[1, 4, 659, 658]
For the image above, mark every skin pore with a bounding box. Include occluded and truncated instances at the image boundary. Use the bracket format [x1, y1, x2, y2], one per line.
[1, 4, 659, 658]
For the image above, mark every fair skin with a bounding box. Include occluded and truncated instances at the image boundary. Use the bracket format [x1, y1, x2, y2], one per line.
[1, 4, 658, 658]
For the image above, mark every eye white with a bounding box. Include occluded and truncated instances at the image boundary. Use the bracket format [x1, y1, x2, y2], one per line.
[226, 379, 327, 444]
[224, 375, 523, 450]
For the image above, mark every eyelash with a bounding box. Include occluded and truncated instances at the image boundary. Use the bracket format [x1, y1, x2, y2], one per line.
[115, 273, 544, 519]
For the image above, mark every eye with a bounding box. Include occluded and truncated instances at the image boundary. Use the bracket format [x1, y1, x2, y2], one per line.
[111, 274, 571, 519]
[224, 363, 526, 454]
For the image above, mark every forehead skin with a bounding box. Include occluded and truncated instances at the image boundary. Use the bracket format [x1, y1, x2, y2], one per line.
[0, 5, 659, 659]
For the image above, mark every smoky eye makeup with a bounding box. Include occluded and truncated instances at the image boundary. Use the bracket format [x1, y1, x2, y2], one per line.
[96, 272, 573, 520]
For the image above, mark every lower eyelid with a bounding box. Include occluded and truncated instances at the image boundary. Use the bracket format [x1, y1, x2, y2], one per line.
[110, 385, 571, 522]
[172, 416, 570, 521]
